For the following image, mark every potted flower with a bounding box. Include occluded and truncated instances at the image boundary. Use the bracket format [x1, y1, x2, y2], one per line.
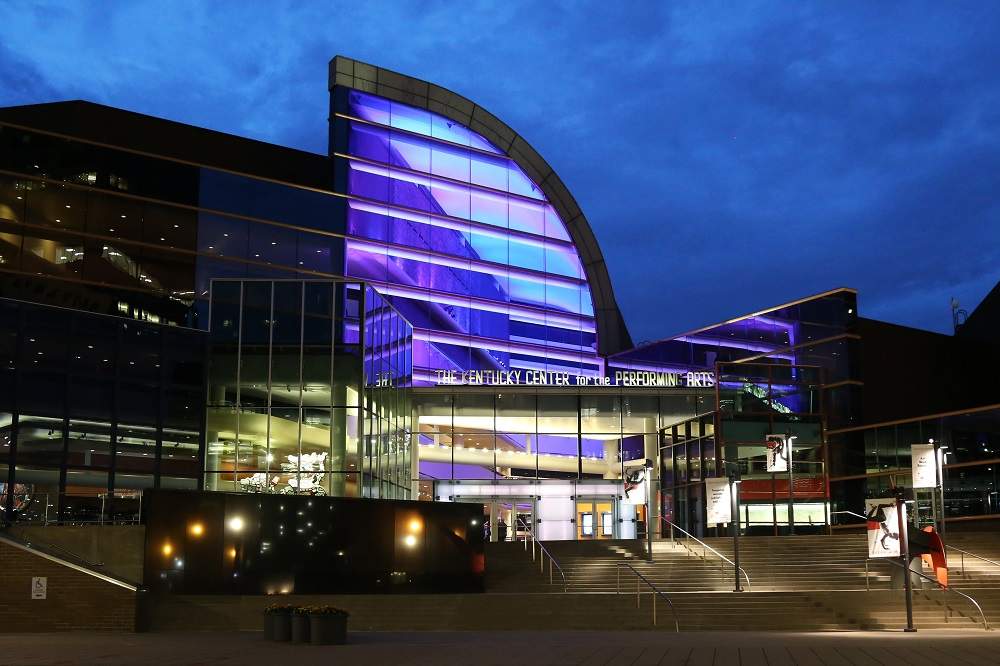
[263, 604, 294, 642]
[308, 605, 349, 645]
[291, 606, 312, 643]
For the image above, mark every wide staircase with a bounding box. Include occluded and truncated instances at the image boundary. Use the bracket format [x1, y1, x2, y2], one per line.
[486, 531, 1000, 631]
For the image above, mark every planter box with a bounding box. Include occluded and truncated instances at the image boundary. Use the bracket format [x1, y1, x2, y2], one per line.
[264, 613, 291, 642]
[310, 614, 348, 645]
[291, 614, 311, 643]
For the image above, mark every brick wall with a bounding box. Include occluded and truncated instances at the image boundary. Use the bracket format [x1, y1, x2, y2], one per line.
[0, 540, 136, 632]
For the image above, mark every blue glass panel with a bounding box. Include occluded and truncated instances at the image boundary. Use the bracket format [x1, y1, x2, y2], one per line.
[544, 242, 582, 278]
[431, 113, 471, 146]
[508, 237, 543, 272]
[389, 132, 430, 172]
[431, 143, 471, 181]
[508, 275, 545, 309]
[469, 230, 507, 265]
[470, 153, 508, 191]
[390, 101, 431, 135]
[581, 291, 595, 317]
[545, 280, 582, 315]
[425, 261, 471, 297]
[470, 189, 507, 228]
[508, 164, 543, 200]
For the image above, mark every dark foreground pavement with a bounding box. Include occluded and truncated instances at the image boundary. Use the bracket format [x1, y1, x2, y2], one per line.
[1, 630, 999, 665]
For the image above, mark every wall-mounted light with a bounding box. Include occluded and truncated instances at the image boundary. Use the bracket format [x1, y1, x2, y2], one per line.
[403, 534, 417, 548]
[162, 542, 173, 557]
[228, 516, 245, 532]
[188, 522, 204, 537]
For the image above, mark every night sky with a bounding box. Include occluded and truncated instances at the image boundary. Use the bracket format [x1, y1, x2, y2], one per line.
[2, 1, 998, 344]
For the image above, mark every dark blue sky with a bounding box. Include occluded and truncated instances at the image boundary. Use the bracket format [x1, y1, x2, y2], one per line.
[2, 1, 998, 343]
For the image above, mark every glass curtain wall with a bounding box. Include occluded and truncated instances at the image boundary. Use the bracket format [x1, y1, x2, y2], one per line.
[413, 389, 710, 500]
[204, 280, 412, 499]
[828, 406, 1000, 525]
[0, 297, 204, 524]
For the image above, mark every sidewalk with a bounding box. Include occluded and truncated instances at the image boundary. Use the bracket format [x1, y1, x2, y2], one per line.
[1, 629, 999, 665]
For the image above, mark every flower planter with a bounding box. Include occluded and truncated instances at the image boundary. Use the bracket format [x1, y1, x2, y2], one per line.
[310, 613, 347, 645]
[291, 613, 311, 643]
[264, 612, 292, 642]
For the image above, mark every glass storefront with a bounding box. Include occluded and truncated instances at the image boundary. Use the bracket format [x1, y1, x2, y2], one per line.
[204, 279, 412, 500]
[0, 297, 204, 523]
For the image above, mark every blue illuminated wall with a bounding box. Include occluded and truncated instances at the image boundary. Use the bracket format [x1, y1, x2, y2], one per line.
[331, 90, 600, 385]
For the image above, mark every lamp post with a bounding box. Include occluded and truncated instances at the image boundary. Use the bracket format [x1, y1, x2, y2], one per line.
[645, 458, 654, 562]
[725, 461, 743, 592]
[896, 492, 915, 632]
[934, 441, 948, 540]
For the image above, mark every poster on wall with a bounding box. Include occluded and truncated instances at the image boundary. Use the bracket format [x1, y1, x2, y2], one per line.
[705, 478, 732, 524]
[621, 466, 648, 506]
[765, 434, 790, 473]
[911, 444, 937, 489]
[865, 497, 904, 558]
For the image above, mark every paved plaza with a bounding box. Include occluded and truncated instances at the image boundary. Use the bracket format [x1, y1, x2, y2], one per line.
[1, 630, 999, 665]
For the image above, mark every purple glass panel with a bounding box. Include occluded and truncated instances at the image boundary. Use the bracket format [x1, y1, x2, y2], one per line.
[469, 230, 508, 265]
[346, 204, 388, 242]
[581, 437, 607, 459]
[430, 181, 470, 219]
[348, 91, 390, 125]
[348, 166, 389, 202]
[544, 242, 582, 278]
[544, 205, 571, 242]
[537, 434, 578, 457]
[345, 241, 387, 282]
[470, 189, 507, 228]
[508, 237, 544, 272]
[545, 281, 582, 315]
[508, 198, 545, 236]
[348, 122, 390, 163]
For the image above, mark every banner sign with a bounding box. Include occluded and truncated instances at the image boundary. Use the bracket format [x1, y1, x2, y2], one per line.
[865, 497, 903, 558]
[434, 369, 715, 388]
[911, 444, 937, 489]
[621, 466, 648, 506]
[765, 434, 790, 473]
[705, 478, 732, 524]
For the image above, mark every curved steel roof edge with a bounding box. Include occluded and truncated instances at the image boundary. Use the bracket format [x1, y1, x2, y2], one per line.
[328, 55, 633, 355]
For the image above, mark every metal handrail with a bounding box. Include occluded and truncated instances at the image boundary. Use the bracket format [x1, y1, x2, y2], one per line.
[946, 544, 1000, 576]
[520, 527, 568, 592]
[866, 557, 990, 631]
[830, 510, 868, 522]
[661, 517, 751, 592]
[616, 562, 680, 632]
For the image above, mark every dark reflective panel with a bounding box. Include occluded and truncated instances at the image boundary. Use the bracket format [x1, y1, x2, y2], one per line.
[143, 489, 484, 595]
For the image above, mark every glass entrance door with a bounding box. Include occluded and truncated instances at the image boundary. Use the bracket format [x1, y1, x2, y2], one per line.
[456, 496, 535, 542]
[576, 498, 615, 539]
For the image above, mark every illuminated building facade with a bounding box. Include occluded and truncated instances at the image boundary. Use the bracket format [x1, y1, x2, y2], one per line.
[1, 57, 999, 540]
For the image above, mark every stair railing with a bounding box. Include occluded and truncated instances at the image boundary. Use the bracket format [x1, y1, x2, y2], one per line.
[520, 526, 567, 592]
[865, 557, 990, 630]
[661, 517, 751, 592]
[834, 509, 1000, 577]
[616, 562, 680, 631]
[945, 545, 1000, 577]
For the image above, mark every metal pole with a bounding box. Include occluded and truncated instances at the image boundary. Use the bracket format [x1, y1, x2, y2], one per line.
[787, 438, 796, 536]
[732, 477, 742, 592]
[937, 447, 948, 541]
[898, 496, 915, 632]
[646, 464, 654, 562]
